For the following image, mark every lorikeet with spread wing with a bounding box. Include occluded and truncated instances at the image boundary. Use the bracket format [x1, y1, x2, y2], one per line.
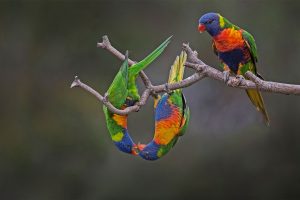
[138, 51, 190, 161]
[103, 37, 172, 155]
[198, 12, 270, 125]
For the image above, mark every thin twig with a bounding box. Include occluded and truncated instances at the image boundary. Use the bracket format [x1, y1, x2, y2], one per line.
[97, 35, 152, 88]
[71, 76, 144, 115]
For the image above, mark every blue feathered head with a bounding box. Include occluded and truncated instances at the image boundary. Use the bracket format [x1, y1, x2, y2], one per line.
[198, 12, 222, 37]
[138, 141, 160, 161]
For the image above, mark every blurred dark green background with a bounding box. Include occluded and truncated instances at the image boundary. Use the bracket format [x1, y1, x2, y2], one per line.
[1, 0, 300, 199]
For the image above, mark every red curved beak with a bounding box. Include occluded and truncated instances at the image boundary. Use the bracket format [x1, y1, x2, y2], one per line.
[198, 23, 206, 33]
[131, 144, 138, 155]
[137, 143, 146, 151]
[131, 150, 138, 155]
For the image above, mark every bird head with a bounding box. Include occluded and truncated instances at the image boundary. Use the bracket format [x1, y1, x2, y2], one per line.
[198, 12, 223, 37]
[138, 141, 160, 161]
[114, 131, 138, 155]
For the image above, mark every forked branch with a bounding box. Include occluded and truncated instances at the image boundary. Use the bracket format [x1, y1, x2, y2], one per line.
[71, 35, 300, 115]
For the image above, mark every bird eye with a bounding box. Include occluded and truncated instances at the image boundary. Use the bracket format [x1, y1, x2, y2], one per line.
[208, 19, 214, 24]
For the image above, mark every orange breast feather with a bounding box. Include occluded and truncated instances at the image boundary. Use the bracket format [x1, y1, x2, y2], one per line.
[154, 105, 182, 145]
[214, 28, 245, 52]
[112, 114, 127, 128]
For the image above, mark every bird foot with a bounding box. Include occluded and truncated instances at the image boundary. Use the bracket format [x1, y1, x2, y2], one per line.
[223, 71, 230, 84]
[102, 92, 109, 103]
[228, 75, 245, 87]
[233, 75, 245, 87]
[164, 83, 173, 94]
[137, 142, 146, 151]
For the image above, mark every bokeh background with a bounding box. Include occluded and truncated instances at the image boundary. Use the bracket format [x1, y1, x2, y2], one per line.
[1, 0, 300, 199]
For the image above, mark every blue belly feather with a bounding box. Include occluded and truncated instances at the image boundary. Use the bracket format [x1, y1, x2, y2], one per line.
[155, 94, 172, 121]
[219, 48, 244, 74]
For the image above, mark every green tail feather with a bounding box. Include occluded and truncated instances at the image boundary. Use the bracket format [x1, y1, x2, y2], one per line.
[128, 36, 172, 101]
[246, 89, 270, 126]
[129, 36, 172, 76]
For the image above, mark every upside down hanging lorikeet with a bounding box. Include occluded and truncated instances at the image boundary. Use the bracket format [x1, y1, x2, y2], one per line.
[198, 12, 270, 125]
[138, 51, 190, 161]
[103, 36, 172, 155]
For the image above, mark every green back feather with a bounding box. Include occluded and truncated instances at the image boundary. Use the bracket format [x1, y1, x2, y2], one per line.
[103, 55, 129, 138]
[242, 30, 258, 65]
[106, 54, 129, 109]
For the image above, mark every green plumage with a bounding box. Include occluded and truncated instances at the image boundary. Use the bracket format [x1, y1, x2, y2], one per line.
[104, 36, 172, 111]
[106, 54, 129, 109]
[127, 36, 172, 102]
[103, 54, 129, 139]
[103, 37, 172, 146]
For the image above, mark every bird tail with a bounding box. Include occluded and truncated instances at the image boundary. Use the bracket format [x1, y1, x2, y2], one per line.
[168, 51, 187, 91]
[127, 36, 172, 101]
[168, 51, 190, 136]
[246, 89, 270, 126]
[129, 36, 172, 76]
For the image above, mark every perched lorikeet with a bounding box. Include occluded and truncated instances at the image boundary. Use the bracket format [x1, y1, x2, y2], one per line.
[198, 12, 270, 125]
[103, 37, 172, 155]
[138, 51, 190, 161]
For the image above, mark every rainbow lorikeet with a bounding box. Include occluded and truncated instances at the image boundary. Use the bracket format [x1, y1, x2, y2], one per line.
[138, 51, 190, 161]
[103, 37, 172, 155]
[198, 12, 270, 125]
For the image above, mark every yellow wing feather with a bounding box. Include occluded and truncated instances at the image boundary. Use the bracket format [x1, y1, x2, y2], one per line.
[168, 51, 187, 88]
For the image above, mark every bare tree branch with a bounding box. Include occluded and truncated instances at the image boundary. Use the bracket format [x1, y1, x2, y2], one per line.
[71, 35, 300, 116]
[183, 43, 300, 95]
[245, 72, 300, 95]
[71, 76, 143, 115]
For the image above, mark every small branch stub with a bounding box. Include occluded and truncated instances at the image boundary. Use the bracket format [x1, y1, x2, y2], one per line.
[70, 76, 80, 88]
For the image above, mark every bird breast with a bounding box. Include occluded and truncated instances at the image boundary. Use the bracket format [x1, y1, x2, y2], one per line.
[213, 28, 245, 52]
